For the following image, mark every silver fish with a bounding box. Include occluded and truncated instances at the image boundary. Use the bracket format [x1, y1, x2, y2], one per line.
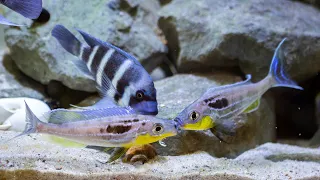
[174, 38, 303, 137]
[0, 0, 42, 26]
[51, 25, 158, 115]
[9, 101, 177, 162]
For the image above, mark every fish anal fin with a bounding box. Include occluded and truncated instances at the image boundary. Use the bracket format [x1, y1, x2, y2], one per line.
[42, 135, 86, 148]
[107, 147, 128, 163]
[243, 99, 261, 113]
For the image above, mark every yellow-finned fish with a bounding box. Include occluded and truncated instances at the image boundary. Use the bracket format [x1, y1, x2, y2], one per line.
[9, 101, 177, 162]
[174, 38, 303, 140]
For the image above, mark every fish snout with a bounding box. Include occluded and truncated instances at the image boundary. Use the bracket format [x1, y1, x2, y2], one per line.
[173, 117, 183, 131]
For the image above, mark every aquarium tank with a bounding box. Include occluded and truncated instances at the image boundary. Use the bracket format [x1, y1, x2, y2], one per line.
[0, 0, 319, 179]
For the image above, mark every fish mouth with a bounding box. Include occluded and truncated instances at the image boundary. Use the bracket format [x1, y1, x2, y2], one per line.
[180, 116, 215, 131]
[131, 101, 158, 115]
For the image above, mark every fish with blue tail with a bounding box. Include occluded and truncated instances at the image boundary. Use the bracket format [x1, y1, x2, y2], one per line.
[0, 0, 42, 26]
[51, 24, 158, 115]
[174, 38, 303, 141]
[8, 101, 177, 162]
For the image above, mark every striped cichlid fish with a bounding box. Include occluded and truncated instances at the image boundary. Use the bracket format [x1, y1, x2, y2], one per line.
[174, 38, 303, 139]
[52, 25, 158, 115]
[0, 0, 42, 26]
[9, 101, 177, 162]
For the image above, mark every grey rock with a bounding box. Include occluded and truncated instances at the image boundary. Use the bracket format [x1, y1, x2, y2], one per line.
[158, 0, 320, 82]
[153, 74, 276, 157]
[1, 131, 319, 179]
[3, 0, 167, 92]
[0, 27, 44, 99]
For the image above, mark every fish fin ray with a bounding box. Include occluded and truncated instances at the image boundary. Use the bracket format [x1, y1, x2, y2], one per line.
[71, 59, 94, 79]
[47, 107, 135, 124]
[76, 28, 141, 66]
[52, 24, 83, 57]
[96, 71, 121, 98]
[205, 74, 252, 94]
[6, 101, 40, 142]
[268, 38, 303, 90]
[0, 14, 24, 26]
[107, 147, 128, 163]
[243, 99, 261, 113]
[1, 0, 42, 19]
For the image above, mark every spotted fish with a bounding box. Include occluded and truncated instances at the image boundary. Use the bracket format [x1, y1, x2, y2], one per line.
[52, 25, 158, 115]
[0, 0, 42, 26]
[9, 101, 177, 162]
[174, 38, 303, 138]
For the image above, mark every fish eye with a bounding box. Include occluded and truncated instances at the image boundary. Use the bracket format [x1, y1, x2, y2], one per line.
[136, 90, 144, 101]
[152, 123, 164, 134]
[189, 111, 199, 121]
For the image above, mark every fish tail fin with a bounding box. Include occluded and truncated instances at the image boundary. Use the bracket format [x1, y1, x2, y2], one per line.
[268, 38, 303, 90]
[5, 101, 40, 142]
[1, 0, 42, 19]
[52, 24, 83, 58]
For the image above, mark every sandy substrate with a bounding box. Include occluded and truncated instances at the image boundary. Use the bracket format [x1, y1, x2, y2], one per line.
[0, 131, 319, 180]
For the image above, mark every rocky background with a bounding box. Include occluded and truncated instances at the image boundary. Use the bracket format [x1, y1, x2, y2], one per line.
[0, 0, 320, 179]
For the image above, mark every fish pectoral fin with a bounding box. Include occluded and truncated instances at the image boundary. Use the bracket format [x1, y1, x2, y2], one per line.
[42, 135, 86, 148]
[107, 147, 128, 163]
[96, 70, 121, 99]
[71, 59, 94, 80]
[243, 99, 261, 113]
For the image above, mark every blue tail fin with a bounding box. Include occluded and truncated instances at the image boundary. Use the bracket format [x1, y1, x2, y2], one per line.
[52, 24, 82, 57]
[268, 38, 303, 90]
[6, 101, 40, 143]
[1, 0, 42, 19]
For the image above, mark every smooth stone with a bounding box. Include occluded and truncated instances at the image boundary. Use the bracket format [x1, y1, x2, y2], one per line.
[0, 98, 50, 132]
[158, 0, 320, 82]
[0, 131, 319, 179]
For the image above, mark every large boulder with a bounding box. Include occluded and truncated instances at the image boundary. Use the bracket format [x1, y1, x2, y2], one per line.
[3, 0, 167, 92]
[153, 74, 276, 157]
[158, 0, 320, 82]
[1, 131, 319, 179]
[0, 26, 44, 99]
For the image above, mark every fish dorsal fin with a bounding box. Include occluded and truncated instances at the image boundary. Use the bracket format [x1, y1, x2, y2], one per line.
[243, 98, 261, 114]
[70, 97, 118, 110]
[76, 28, 141, 66]
[205, 74, 252, 94]
[1, 0, 42, 19]
[45, 106, 136, 124]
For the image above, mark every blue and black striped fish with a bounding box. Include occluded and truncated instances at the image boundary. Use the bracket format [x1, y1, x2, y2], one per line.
[52, 25, 158, 115]
[0, 0, 42, 26]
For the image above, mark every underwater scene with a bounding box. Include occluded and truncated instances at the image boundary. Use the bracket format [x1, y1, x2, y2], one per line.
[0, 0, 319, 179]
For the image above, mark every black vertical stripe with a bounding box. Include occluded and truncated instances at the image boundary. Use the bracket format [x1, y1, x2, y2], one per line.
[103, 50, 127, 82]
[81, 47, 91, 63]
[115, 65, 141, 102]
[90, 46, 108, 75]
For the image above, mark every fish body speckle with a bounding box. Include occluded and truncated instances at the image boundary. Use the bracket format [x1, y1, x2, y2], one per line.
[52, 25, 158, 115]
[174, 39, 303, 138]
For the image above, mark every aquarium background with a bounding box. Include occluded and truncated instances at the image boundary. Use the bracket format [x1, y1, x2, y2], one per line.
[0, 0, 319, 179]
